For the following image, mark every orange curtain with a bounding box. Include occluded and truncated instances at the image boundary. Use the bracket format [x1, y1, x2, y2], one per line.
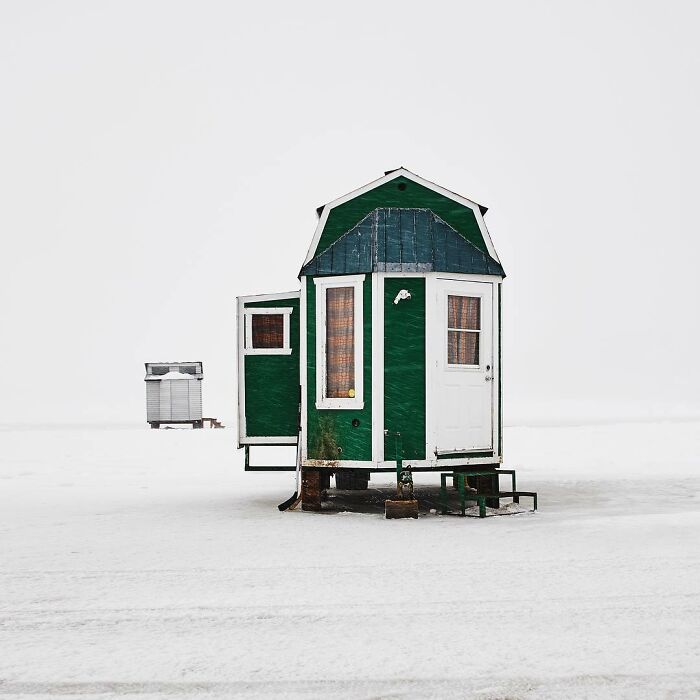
[448, 295, 479, 329]
[448, 296, 480, 365]
[326, 287, 355, 397]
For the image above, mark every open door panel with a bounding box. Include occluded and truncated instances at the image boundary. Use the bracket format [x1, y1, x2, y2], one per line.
[237, 291, 300, 446]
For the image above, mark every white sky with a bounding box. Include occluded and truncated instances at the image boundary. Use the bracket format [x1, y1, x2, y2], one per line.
[2, 1, 699, 425]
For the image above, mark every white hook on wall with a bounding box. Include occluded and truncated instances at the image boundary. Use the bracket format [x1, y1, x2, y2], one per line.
[393, 289, 412, 305]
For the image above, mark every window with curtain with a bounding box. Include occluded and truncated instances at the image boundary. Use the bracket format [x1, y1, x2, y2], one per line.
[326, 286, 355, 398]
[447, 295, 480, 365]
[251, 313, 284, 349]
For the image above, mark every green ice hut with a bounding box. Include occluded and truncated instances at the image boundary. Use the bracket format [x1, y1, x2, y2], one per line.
[238, 168, 508, 507]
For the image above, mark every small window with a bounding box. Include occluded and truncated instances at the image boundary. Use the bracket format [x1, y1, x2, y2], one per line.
[447, 295, 480, 366]
[252, 314, 284, 349]
[244, 308, 292, 355]
[315, 275, 364, 410]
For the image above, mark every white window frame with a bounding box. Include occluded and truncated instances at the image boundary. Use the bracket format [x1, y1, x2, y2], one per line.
[314, 275, 364, 410]
[445, 292, 482, 370]
[244, 307, 293, 356]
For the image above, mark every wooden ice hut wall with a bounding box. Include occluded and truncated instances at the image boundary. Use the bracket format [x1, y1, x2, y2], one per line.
[238, 169, 505, 471]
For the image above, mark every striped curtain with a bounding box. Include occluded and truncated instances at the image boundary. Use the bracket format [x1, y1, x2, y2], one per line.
[326, 287, 355, 398]
[448, 295, 480, 365]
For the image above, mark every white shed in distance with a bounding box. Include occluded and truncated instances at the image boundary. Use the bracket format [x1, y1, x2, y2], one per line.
[145, 362, 203, 429]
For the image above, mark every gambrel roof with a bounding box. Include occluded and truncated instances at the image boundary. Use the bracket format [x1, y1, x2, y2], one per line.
[300, 208, 505, 277]
[301, 168, 502, 273]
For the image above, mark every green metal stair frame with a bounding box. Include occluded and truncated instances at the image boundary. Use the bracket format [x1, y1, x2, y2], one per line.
[439, 470, 538, 517]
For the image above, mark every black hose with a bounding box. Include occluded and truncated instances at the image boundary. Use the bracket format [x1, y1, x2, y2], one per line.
[277, 429, 302, 511]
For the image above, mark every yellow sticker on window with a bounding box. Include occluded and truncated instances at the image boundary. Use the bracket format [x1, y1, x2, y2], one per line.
[348, 388, 355, 398]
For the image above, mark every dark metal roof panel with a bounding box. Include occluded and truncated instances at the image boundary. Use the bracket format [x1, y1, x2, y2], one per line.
[299, 208, 504, 278]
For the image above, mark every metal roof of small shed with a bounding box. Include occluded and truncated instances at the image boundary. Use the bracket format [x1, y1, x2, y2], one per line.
[299, 208, 505, 278]
[144, 362, 203, 381]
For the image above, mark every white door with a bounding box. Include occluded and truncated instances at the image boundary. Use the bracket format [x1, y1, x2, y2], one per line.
[430, 279, 493, 454]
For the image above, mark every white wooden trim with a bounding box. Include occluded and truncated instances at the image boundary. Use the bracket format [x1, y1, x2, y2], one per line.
[443, 288, 485, 370]
[434, 274, 501, 282]
[429, 456, 502, 466]
[313, 274, 366, 284]
[494, 281, 501, 459]
[425, 276, 436, 460]
[301, 168, 500, 266]
[246, 308, 293, 316]
[300, 277, 308, 463]
[372, 274, 384, 464]
[237, 296, 246, 446]
[376, 457, 501, 469]
[238, 291, 301, 303]
[241, 436, 298, 445]
[314, 275, 365, 410]
[243, 307, 293, 356]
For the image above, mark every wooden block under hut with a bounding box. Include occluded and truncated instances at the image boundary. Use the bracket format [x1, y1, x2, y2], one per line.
[301, 469, 322, 512]
[385, 499, 419, 519]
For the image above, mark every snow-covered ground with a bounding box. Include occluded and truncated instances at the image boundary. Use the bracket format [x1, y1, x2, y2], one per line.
[1, 422, 699, 699]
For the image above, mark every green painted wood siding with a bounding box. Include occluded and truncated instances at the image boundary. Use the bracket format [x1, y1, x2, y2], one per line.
[383, 278, 426, 462]
[244, 297, 299, 438]
[306, 276, 372, 461]
[316, 176, 486, 258]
